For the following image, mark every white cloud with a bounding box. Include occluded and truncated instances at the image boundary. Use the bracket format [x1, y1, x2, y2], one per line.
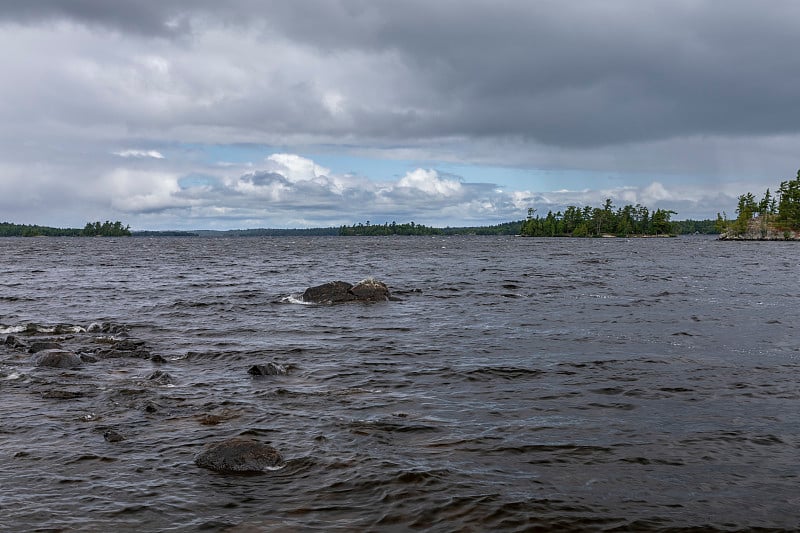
[113, 149, 165, 159]
[103, 168, 185, 212]
[266, 153, 331, 183]
[396, 168, 463, 197]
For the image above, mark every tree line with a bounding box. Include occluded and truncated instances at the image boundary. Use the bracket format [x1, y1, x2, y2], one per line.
[81, 221, 132, 236]
[0, 221, 131, 237]
[338, 220, 524, 236]
[519, 200, 682, 237]
[717, 170, 800, 237]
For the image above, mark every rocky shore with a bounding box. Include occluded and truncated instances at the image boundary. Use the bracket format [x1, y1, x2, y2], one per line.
[1, 321, 290, 473]
[1, 279, 397, 475]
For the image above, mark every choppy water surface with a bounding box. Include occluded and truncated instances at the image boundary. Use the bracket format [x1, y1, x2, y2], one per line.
[1, 236, 799, 531]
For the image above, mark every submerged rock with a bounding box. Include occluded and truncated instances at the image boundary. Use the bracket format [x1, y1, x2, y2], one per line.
[248, 362, 287, 376]
[148, 370, 175, 385]
[104, 429, 125, 443]
[302, 278, 392, 304]
[195, 437, 283, 474]
[31, 349, 83, 369]
[96, 339, 152, 360]
[4, 335, 25, 350]
[29, 341, 64, 353]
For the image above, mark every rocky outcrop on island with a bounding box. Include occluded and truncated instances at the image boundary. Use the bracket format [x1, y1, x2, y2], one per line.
[718, 216, 800, 240]
[195, 437, 283, 474]
[302, 278, 393, 304]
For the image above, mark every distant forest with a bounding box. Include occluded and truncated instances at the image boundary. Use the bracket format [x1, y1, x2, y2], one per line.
[338, 213, 716, 237]
[338, 220, 524, 236]
[0, 221, 130, 237]
[518, 200, 717, 237]
[1, 214, 717, 238]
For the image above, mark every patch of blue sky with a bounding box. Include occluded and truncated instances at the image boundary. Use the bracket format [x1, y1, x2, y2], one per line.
[178, 173, 220, 189]
[184, 143, 705, 193]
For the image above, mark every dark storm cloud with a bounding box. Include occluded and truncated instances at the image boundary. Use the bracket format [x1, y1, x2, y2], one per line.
[4, 1, 800, 148]
[0, 0, 187, 36]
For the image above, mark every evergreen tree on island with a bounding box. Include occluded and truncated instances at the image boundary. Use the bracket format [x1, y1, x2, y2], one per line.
[81, 221, 132, 237]
[718, 169, 800, 240]
[519, 199, 676, 237]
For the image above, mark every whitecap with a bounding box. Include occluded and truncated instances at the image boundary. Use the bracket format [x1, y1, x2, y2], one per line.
[280, 294, 313, 305]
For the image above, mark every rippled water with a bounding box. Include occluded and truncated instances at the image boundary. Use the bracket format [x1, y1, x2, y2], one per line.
[1, 236, 799, 531]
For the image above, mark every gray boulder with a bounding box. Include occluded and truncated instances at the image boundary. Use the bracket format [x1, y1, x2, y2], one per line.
[350, 279, 391, 302]
[302, 281, 357, 304]
[195, 437, 283, 474]
[32, 349, 83, 369]
[302, 278, 391, 304]
[29, 341, 64, 353]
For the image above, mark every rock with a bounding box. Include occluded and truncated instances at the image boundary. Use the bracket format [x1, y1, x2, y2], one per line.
[88, 322, 129, 335]
[41, 389, 85, 399]
[113, 339, 146, 351]
[195, 437, 283, 474]
[349, 278, 391, 302]
[148, 370, 175, 385]
[301, 278, 392, 304]
[302, 281, 357, 304]
[31, 349, 83, 369]
[150, 353, 167, 363]
[4, 335, 25, 350]
[29, 341, 64, 353]
[80, 353, 99, 363]
[104, 429, 125, 443]
[248, 362, 286, 376]
[96, 339, 152, 359]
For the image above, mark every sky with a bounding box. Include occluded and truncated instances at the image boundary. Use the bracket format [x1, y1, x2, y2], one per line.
[3, 1, 800, 230]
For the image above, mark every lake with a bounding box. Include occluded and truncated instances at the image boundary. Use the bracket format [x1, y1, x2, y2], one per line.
[1, 236, 798, 531]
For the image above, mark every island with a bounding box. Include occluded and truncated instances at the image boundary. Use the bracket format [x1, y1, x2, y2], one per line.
[717, 170, 800, 240]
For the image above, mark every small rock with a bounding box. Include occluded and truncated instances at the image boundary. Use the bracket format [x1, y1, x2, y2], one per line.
[198, 414, 225, 426]
[28, 341, 64, 353]
[248, 362, 287, 376]
[4, 335, 25, 350]
[31, 349, 83, 369]
[150, 353, 167, 364]
[114, 339, 145, 351]
[143, 401, 159, 413]
[80, 353, 99, 363]
[104, 429, 125, 443]
[148, 370, 175, 385]
[195, 437, 283, 474]
[41, 389, 85, 399]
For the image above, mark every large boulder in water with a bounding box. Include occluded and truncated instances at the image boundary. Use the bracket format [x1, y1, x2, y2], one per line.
[302, 281, 356, 304]
[302, 279, 391, 304]
[195, 437, 283, 474]
[31, 349, 83, 369]
[350, 279, 391, 302]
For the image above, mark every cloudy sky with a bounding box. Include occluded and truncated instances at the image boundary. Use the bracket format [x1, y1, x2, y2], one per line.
[2, 1, 800, 229]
